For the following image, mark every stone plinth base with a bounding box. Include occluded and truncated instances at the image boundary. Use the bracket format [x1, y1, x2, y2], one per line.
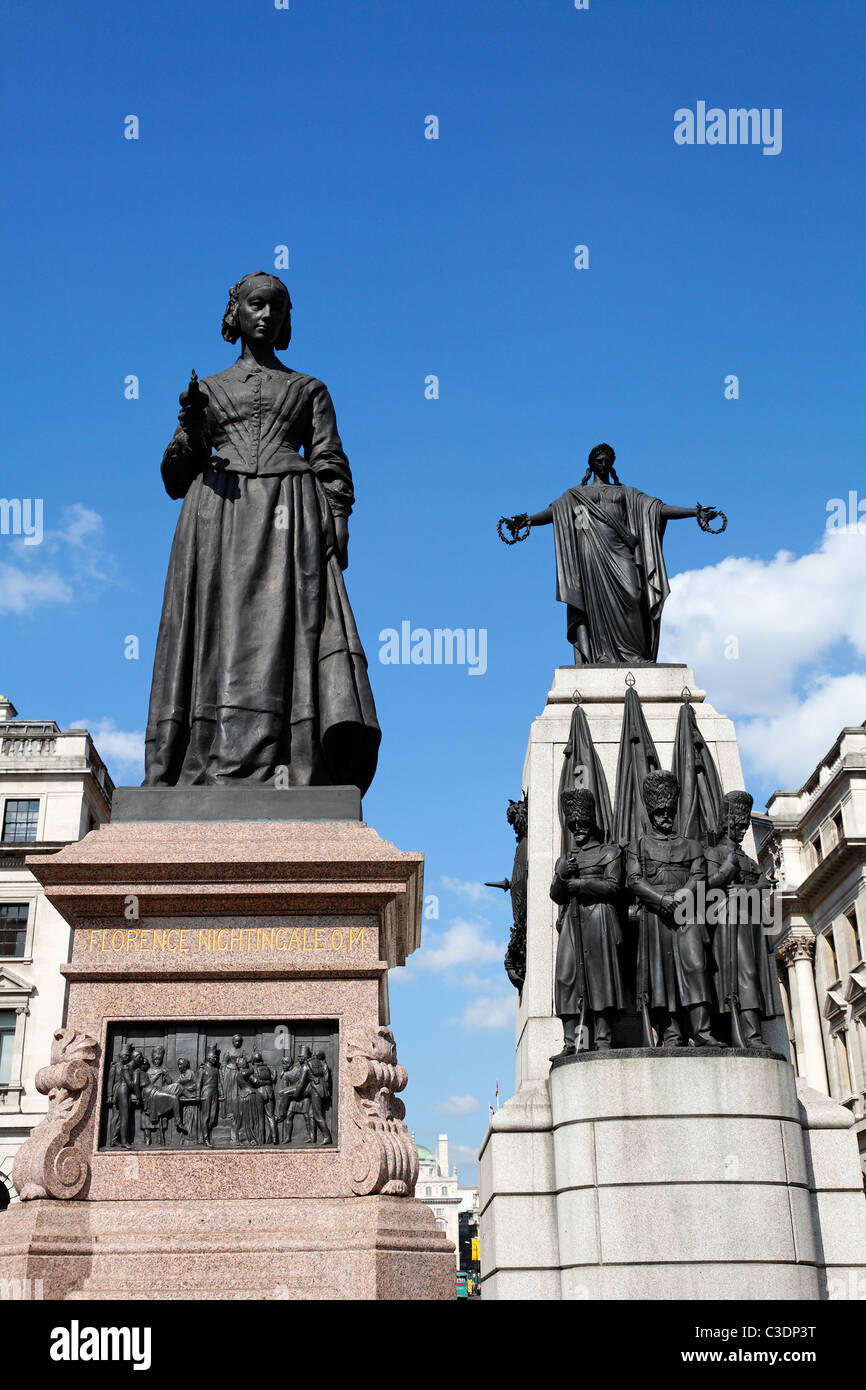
[0, 1194, 454, 1301]
[479, 1051, 866, 1300]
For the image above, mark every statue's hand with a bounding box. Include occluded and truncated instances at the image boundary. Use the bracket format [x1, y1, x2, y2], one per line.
[696, 503, 727, 534]
[334, 515, 349, 571]
[178, 371, 209, 434]
[497, 514, 531, 545]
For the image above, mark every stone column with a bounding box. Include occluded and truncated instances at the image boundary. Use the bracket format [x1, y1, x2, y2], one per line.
[780, 934, 829, 1096]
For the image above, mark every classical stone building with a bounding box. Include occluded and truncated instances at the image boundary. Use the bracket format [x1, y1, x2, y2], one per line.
[756, 723, 866, 1180]
[414, 1134, 461, 1263]
[0, 696, 114, 1207]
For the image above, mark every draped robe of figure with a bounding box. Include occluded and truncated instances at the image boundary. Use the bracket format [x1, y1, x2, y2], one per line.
[144, 360, 381, 791]
[237, 1063, 266, 1145]
[550, 483, 670, 663]
[222, 1046, 246, 1142]
[705, 838, 783, 1025]
[550, 842, 625, 1017]
[197, 1056, 222, 1145]
[174, 1063, 200, 1143]
[107, 1056, 137, 1147]
[141, 1056, 185, 1140]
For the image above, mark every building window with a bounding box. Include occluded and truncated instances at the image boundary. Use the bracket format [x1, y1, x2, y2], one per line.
[832, 810, 844, 844]
[811, 835, 823, 867]
[442, 1186, 448, 1196]
[846, 908, 864, 962]
[817, 931, 838, 987]
[2, 799, 39, 843]
[0, 903, 29, 957]
[0, 1010, 16, 1085]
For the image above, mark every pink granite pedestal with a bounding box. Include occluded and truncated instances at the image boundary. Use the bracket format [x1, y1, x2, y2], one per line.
[0, 817, 454, 1300]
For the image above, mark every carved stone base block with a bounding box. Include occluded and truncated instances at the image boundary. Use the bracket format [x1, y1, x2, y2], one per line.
[479, 1051, 866, 1300]
[0, 806, 454, 1299]
[0, 1195, 453, 1301]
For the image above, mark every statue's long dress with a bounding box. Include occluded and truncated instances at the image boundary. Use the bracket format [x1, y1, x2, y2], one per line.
[144, 360, 380, 792]
[550, 484, 670, 663]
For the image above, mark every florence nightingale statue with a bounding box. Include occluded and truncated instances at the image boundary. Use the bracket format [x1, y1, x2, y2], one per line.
[144, 272, 381, 793]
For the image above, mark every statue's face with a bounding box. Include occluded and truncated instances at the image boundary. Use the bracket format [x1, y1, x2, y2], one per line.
[177, 1057, 188, 1071]
[592, 452, 614, 482]
[237, 278, 287, 346]
[252, 1051, 262, 1063]
[232, 1035, 243, 1048]
[119, 1048, 131, 1062]
[207, 1048, 219, 1063]
[726, 805, 750, 845]
[648, 799, 677, 835]
[567, 810, 594, 846]
[152, 1048, 165, 1064]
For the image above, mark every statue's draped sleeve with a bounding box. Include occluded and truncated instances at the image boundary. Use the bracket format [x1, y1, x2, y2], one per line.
[305, 383, 355, 518]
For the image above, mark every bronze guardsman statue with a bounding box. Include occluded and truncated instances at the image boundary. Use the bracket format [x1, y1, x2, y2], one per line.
[627, 770, 722, 1048]
[550, 788, 624, 1055]
[705, 790, 783, 1050]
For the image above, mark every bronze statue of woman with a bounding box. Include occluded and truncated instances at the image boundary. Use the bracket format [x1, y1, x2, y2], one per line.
[499, 443, 725, 665]
[144, 272, 380, 792]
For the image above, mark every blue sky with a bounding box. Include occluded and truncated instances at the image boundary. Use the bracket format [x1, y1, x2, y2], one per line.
[2, 1, 865, 1182]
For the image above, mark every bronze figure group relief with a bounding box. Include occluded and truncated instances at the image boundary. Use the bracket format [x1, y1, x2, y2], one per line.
[101, 1025, 337, 1151]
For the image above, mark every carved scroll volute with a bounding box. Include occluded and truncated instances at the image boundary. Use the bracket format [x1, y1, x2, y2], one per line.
[346, 1027, 420, 1198]
[13, 1028, 99, 1200]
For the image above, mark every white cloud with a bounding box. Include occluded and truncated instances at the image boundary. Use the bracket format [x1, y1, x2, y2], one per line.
[735, 674, 866, 787]
[0, 563, 72, 613]
[659, 527, 866, 788]
[0, 504, 111, 614]
[440, 877, 494, 903]
[434, 1095, 480, 1116]
[449, 1142, 481, 1165]
[449, 991, 515, 1031]
[73, 718, 145, 773]
[661, 527, 866, 716]
[412, 918, 504, 974]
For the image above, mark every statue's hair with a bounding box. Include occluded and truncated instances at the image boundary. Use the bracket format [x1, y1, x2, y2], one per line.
[581, 442, 621, 486]
[222, 271, 292, 350]
[560, 787, 597, 821]
[642, 769, 679, 811]
[506, 794, 528, 828]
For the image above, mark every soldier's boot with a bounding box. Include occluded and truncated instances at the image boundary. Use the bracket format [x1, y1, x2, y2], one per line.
[660, 1012, 684, 1046]
[740, 1009, 771, 1051]
[593, 1011, 613, 1051]
[689, 1004, 724, 1047]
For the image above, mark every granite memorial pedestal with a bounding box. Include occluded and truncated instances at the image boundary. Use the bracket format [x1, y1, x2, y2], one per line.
[0, 790, 454, 1300]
